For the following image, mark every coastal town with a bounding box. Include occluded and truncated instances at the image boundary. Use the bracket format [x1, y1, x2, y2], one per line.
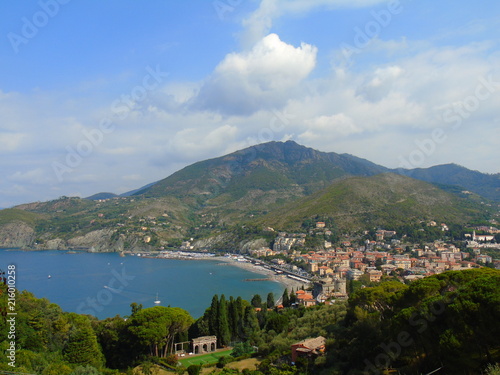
[140, 218, 500, 308]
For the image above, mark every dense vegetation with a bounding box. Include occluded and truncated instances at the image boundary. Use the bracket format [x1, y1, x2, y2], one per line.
[1, 268, 499, 374]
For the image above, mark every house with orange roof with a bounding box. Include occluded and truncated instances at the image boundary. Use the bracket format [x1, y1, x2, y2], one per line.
[291, 336, 326, 363]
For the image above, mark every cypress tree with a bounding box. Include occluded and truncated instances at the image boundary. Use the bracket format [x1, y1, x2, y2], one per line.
[228, 296, 240, 341]
[266, 292, 275, 309]
[242, 305, 260, 340]
[282, 288, 290, 307]
[235, 296, 246, 340]
[290, 288, 297, 305]
[251, 294, 262, 308]
[217, 294, 231, 347]
[208, 295, 219, 336]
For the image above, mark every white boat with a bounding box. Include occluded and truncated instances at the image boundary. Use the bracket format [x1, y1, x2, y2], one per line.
[154, 293, 161, 304]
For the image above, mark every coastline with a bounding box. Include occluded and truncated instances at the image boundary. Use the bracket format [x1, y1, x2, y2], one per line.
[214, 256, 307, 294]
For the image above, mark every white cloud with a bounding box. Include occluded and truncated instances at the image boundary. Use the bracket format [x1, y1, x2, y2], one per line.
[300, 114, 361, 143]
[192, 33, 317, 115]
[8, 168, 51, 184]
[0, 132, 26, 152]
[242, 0, 392, 46]
[166, 124, 239, 162]
[356, 65, 404, 101]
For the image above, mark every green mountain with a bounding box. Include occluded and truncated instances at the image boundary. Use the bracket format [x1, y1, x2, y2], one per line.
[396, 163, 500, 201]
[0, 141, 496, 251]
[259, 173, 493, 231]
[137, 141, 500, 204]
[134, 140, 388, 219]
[85, 192, 118, 200]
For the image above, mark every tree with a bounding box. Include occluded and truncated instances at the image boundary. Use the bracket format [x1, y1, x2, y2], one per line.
[128, 306, 193, 357]
[231, 341, 254, 357]
[289, 288, 297, 305]
[251, 294, 262, 308]
[241, 306, 260, 341]
[69, 365, 101, 375]
[187, 364, 201, 375]
[63, 314, 104, 368]
[217, 295, 231, 347]
[208, 294, 219, 335]
[281, 288, 290, 307]
[130, 302, 143, 316]
[93, 315, 133, 368]
[228, 296, 243, 341]
[266, 292, 275, 309]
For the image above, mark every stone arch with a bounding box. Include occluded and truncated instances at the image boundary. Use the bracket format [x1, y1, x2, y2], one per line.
[192, 336, 217, 354]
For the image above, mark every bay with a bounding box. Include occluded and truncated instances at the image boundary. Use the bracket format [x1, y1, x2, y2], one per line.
[0, 249, 284, 319]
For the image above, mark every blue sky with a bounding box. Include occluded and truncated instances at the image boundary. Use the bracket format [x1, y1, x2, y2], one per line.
[1, 0, 499, 208]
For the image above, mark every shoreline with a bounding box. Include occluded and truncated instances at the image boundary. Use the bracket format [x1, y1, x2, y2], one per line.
[214, 256, 308, 294]
[0, 248, 308, 296]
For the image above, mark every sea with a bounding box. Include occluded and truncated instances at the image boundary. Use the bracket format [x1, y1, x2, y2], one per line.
[0, 249, 284, 319]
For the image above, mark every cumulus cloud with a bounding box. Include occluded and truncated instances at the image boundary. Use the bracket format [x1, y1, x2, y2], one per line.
[192, 33, 317, 115]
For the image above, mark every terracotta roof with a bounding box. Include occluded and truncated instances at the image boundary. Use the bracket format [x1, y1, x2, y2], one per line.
[293, 336, 326, 350]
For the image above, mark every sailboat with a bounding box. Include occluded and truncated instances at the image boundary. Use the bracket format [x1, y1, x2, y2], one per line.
[154, 293, 161, 304]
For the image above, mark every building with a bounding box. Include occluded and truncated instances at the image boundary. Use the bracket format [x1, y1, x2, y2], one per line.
[296, 290, 316, 307]
[368, 269, 383, 282]
[347, 269, 363, 280]
[313, 277, 347, 298]
[291, 336, 326, 363]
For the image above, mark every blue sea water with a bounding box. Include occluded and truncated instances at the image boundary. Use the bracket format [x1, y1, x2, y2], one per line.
[0, 249, 283, 319]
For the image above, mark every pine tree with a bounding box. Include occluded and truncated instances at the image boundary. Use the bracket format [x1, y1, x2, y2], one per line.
[63, 315, 104, 368]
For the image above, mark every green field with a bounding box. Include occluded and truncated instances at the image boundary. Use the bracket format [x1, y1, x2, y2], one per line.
[178, 349, 233, 367]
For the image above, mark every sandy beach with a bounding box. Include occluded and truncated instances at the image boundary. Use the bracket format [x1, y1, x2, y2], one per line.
[214, 256, 308, 294]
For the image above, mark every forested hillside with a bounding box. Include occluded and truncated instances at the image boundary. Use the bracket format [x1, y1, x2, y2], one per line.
[1, 268, 499, 374]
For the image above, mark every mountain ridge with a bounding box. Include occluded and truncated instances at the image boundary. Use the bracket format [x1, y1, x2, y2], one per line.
[0, 141, 497, 251]
[92, 141, 499, 203]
